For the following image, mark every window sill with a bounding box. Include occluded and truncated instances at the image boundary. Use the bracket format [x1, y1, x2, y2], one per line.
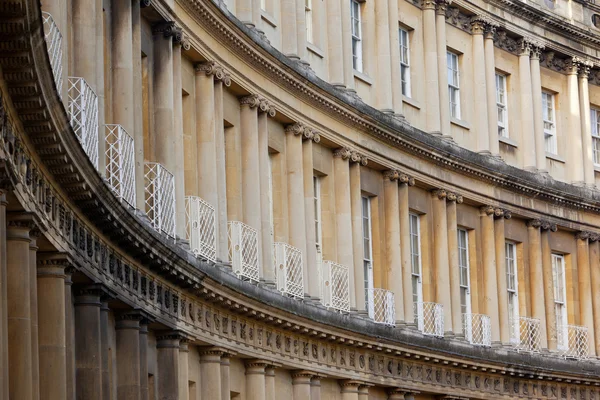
[261, 10, 277, 27]
[353, 70, 373, 85]
[402, 95, 420, 110]
[450, 117, 470, 130]
[546, 152, 565, 163]
[498, 136, 518, 148]
[307, 42, 324, 58]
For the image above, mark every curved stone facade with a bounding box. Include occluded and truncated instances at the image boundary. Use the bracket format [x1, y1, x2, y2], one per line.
[2, 0, 600, 399]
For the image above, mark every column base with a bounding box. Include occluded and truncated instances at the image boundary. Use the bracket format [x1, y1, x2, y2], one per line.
[344, 88, 360, 100]
[380, 108, 395, 115]
[393, 113, 407, 121]
[332, 83, 346, 90]
[477, 150, 492, 155]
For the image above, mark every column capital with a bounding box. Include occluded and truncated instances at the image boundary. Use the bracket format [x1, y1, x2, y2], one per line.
[195, 61, 232, 86]
[239, 94, 261, 108]
[302, 127, 321, 143]
[151, 21, 178, 39]
[291, 370, 314, 384]
[258, 97, 276, 117]
[423, 0, 436, 9]
[526, 218, 557, 231]
[575, 231, 598, 241]
[339, 380, 362, 393]
[517, 38, 543, 57]
[446, 191, 463, 204]
[333, 147, 353, 161]
[156, 330, 187, 348]
[564, 57, 583, 75]
[350, 150, 368, 166]
[172, 28, 190, 50]
[480, 205, 495, 216]
[384, 170, 416, 186]
[435, 0, 452, 15]
[37, 252, 70, 278]
[197, 346, 228, 360]
[470, 16, 488, 35]
[431, 188, 447, 200]
[579, 62, 593, 79]
[493, 208, 512, 219]
[245, 359, 270, 374]
[7, 212, 37, 240]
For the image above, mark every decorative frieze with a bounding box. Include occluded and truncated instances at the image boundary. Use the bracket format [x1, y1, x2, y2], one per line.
[195, 61, 232, 86]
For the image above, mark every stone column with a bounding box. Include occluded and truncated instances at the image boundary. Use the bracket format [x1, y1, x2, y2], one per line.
[310, 376, 322, 400]
[178, 341, 189, 400]
[74, 285, 104, 400]
[111, 0, 135, 134]
[530, 44, 547, 172]
[577, 232, 596, 355]
[152, 22, 176, 184]
[258, 101, 276, 284]
[72, 0, 97, 88]
[349, 153, 367, 311]
[95, 0, 105, 176]
[29, 231, 40, 400]
[357, 385, 370, 400]
[431, 190, 453, 333]
[480, 206, 500, 343]
[100, 297, 111, 400]
[436, 0, 451, 135]
[471, 18, 490, 153]
[399, 174, 415, 323]
[236, 0, 258, 28]
[446, 192, 462, 335]
[221, 354, 233, 400]
[589, 237, 600, 355]
[214, 76, 230, 262]
[303, 129, 321, 299]
[339, 380, 361, 400]
[566, 59, 585, 184]
[265, 365, 276, 400]
[65, 267, 75, 400]
[333, 148, 355, 303]
[285, 123, 309, 293]
[37, 254, 68, 400]
[6, 216, 34, 400]
[375, 0, 393, 113]
[387, 389, 406, 400]
[341, 0, 355, 90]
[518, 39, 537, 170]
[240, 95, 263, 263]
[540, 225, 555, 350]
[527, 220, 547, 349]
[423, 0, 440, 133]
[132, 0, 146, 211]
[579, 62, 595, 186]
[384, 171, 402, 321]
[494, 210, 511, 344]
[116, 312, 142, 400]
[292, 371, 313, 400]
[484, 22, 500, 156]
[0, 191, 7, 400]
[173, 33, 188, 239]
[156, 332, 181, 400]
[245, 360, 268, 400]
[326, 0, 345, 87]
[281, 0, 299, 58]
[139, 320, 149, 400]
[388, 0, 403, 115]
[199, 347, 224, 400]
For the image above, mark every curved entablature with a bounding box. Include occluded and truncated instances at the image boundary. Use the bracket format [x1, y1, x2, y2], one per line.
[3, 0, 600, 398]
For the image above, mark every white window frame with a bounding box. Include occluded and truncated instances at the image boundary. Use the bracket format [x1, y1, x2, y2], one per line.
[350, 0, 363, 72]
[305, 0, 314, 44]
[267, 156, 274, 244]
[399, 28, 411, 98]
[591, 108, 600, 166]
[496, 73, 509, 138]
[362, 196, 374, 316]
[458, 228, 472, 337]
[313, 176, 322, 257]
[447, 51, 461, 119]
[542, 91, 557, 154]
[409, 213, 423, 306]
[552, 253, 568, 350]
[506, 241, 519, 343]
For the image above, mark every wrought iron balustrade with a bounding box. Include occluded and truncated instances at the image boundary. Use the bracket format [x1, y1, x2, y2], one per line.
[274, 242, 304, 299]
[68, 77, 99, 168]
[557, 324, 589, 360]
[510, 316, 541, 353]
[228, 221, 260, 283]
[185, 196, 217, 262]
[367, 288, 395, 326]
[105, 124, 135, 207]
[320, 261, 350, 312]
[463, 313, 492, 347]
[414, 302, 444, 337]
[42, 12, 63, 96]
[144, 162, 176, 239]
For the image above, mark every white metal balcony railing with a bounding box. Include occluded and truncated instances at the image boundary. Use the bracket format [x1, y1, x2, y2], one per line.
[274, 242, 304, 299]
[228, 221, 260, 283]
[414, 302, 444, 337]
[510, 316, 541, 353]
[463, 313, 492, 347]
[42, 12, 63, 95]
[557, 324, 589, 360]
[320, 260, 350, 313]
[68, 77, 99, 168]
[105, 124, 136, 207]
[185, 196, 217, 262]
[367, 288, 396, 326]
[144, 162, 176, 239]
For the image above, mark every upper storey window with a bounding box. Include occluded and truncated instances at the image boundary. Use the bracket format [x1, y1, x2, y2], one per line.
[542, 92, 557, 154]
[351, 0, 363, 72]
[552, 254, 568, 350]
[305, 0, 313, 43]
[506, 242, 519, 342]
[458, 228, 471, 315]
[399, 28, 411, 97]
[409, 213, 422, 305]
[591, 108, 600, 165]
[447, 51, 461, 119]
[496, 73, 508, 137]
